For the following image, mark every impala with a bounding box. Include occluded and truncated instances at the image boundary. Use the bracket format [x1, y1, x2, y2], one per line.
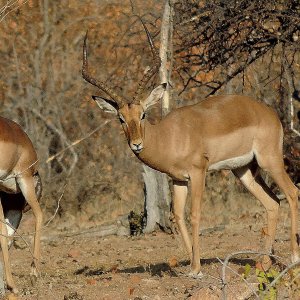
[0, 117, 42, 293]
[82, 26, 299, 277]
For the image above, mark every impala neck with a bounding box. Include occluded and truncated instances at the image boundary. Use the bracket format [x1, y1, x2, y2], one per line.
[135, 120, 166, 172]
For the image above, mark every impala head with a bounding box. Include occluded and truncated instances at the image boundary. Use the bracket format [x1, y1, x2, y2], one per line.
[82, 21, 165, 154]
[92, 84, 165, 153]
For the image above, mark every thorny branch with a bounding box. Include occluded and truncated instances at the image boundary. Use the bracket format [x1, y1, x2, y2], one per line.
[173, 0, 300, 95]
[219, 250, 298, 299]
[216, 256, 260, 299]
[269, 259, 300, 287]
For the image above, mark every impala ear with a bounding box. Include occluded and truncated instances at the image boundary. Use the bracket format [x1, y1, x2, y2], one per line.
[141, 83, 167, 111]
[92, 96, 118, 115]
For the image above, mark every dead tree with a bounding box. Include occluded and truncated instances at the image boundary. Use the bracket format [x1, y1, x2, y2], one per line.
[143, 0, 175, 233]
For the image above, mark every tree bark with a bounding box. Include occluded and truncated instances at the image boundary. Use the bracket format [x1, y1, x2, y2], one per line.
[143, 0, 174, 233]
[0, 262, 4, 297]
[143, 165, 171, 233]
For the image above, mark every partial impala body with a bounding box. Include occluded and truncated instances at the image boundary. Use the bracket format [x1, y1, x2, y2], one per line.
[82, 26, 299, 276]
[0, 116, 42, 293]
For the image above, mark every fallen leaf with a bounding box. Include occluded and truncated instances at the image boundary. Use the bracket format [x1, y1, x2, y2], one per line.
[67, 249, 81, 259]
[168, 256, 178, 268]
[255, 262, 264, 271]
[128, 287, 135, 295]
[130, 275, 141, 284]
[237, 267, 245, 275]
[261, 227, 269, 237]
[110, 264, 119, 273]
[86, 278, 97, 285]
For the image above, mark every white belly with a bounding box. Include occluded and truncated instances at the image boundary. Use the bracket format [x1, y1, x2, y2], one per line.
[4, 210, 22, 247]
[208, 151, 254, 171]
[5, 210, 22, 236]
[0, 169, 19, 193]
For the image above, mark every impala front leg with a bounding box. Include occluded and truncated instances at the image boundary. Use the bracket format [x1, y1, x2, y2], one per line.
[173, 181, 192, 259]
[189, 167, 206, 277]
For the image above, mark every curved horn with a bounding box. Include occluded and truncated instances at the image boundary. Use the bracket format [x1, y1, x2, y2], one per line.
[82, 32, 125, 107]
[132, 19, 161, 104]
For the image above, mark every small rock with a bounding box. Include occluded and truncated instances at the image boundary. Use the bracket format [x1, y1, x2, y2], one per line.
[63, 292, 83, 300]
[13, 239, 27, 250]
[117, 225, 130, 236]
[48, 240, 59, 247]
[190, 287, 220, 300]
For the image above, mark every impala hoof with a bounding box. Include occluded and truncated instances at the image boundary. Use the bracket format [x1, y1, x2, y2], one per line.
[291, 253, 300, 263]
[11, 287, 19, 295]
[188, 270, 204, 279]
[7, 286, 19, 295]
[261, 256, 272, 271]
[6, 278, 18, 295]
[30, 274, 38, 286]
[30, 264, 38, 286]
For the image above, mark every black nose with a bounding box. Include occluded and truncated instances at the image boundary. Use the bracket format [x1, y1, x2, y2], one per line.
[131, 142, 143, 153]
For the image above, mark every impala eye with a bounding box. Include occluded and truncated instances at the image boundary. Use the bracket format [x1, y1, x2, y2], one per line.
[141, 112, 146, 120]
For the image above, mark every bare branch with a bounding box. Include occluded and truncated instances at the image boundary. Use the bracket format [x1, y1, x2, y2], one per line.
[220, 250, 282, 300]
[0, 0, 29, 23]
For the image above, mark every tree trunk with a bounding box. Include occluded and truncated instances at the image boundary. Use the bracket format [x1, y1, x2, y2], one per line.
[0, 262, 4, 297]
[142, 165, 172, 233]
[143, 0, 174, 233]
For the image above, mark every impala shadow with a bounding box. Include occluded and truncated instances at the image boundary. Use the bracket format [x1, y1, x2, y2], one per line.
[74, 257, 257, 278]
[116, 257, 256, 277]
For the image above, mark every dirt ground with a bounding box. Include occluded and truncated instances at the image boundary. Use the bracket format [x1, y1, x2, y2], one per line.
[3, 197, 299, 300]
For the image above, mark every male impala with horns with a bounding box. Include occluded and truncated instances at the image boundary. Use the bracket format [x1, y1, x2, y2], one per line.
[82, 21, 299, 277]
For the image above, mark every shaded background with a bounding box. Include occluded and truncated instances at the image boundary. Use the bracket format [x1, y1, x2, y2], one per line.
[0, 0, 299, 232]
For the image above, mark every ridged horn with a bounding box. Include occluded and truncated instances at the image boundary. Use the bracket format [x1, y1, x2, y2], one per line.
[82, 31, 125, 107]
[132, 19, 161, 104]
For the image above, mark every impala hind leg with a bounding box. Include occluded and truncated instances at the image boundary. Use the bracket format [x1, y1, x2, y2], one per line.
[233, 164, 280, 269]
[0, 200, 17, 293]
[259, 159, 299, 263]
[17, 176, 43, 280]
[173, 181, 192, 259]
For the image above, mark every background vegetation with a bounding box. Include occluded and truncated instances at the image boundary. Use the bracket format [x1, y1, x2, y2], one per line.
[0, 0, 299, 231]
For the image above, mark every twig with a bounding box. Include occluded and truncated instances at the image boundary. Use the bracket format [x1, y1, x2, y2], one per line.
[0, 220, 56, 299]
[290, 96, 300, 137]
[43, 183, 67, 227]
[283, 59, 300, 137]
[0, 159, 39, 183]
[29, 107, 78, 175]
[216, 256, 259, 299]
[46, 120, 111, 163]
[220, 250, 282, 300]
[269, 259, 300, 287]
[0, 219, 34, 261]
